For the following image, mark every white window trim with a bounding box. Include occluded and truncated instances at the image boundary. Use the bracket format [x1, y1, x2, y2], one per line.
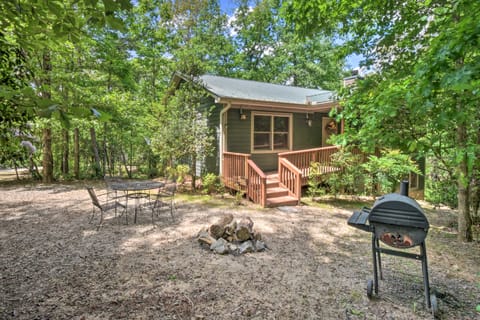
[250, 112, 293, 154]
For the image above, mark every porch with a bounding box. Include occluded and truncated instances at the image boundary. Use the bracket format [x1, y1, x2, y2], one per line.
[222, 146, 345, 207]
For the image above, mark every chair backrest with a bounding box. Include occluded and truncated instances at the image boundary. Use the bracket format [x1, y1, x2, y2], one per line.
[86, 186, 102, 209]
[163, 182, 176, 195]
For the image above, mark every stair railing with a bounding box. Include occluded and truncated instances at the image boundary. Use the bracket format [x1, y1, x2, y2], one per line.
[246, 159, 267, 207]
[278, 157, 302, 204]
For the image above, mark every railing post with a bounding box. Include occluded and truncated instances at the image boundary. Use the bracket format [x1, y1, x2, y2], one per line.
[261, 176, 267, 207]
[245, 154, 250, 181]
[295, 175, 301, 204]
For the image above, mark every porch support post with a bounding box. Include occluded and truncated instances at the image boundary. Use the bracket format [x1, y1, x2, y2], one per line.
[219, 102, 231, 176]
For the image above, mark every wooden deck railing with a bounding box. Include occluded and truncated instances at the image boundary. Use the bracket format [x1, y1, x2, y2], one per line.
[278, 146, 340, 185]
[246, 159, 267, 207]
[222, 151, 251, 192]
[222, 146, 352, 207]
[278, 157, 302, 204]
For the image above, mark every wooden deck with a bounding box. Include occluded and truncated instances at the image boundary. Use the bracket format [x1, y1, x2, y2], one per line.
[222, 146, 344, 207]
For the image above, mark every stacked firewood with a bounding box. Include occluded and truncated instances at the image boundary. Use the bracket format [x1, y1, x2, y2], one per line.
[196, 213, 267, 255]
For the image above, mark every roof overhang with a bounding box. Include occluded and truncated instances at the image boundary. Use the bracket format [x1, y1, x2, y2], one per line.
[215, 97, 337, 113]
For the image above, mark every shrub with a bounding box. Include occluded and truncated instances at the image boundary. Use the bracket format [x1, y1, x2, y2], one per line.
[326, 148, 365, 196]
[307, 162, 326, 200]
[202, 173, 223, 194]
[362, 149, 420, 196]
[425, 157, 457, 208]
[165, 164, 190, 184]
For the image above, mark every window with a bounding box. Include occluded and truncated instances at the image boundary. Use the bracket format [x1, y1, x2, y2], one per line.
[252, 113, 291, 152]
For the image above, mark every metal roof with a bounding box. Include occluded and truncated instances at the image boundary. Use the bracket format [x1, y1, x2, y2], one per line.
[197, 74, 335, 106]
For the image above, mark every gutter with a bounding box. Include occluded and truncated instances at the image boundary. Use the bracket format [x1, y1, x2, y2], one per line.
[219, 102, 231, 176]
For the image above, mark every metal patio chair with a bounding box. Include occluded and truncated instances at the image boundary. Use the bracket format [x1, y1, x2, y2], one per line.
[142, 182, 176, 224]
[86, 186, 126, 230]
[104, 176, 125, 201]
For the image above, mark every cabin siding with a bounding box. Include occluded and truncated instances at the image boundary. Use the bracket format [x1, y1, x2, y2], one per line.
[292, 113, 325, 150]
[202, 99, 221, 175]
[226, 108, 251, 154]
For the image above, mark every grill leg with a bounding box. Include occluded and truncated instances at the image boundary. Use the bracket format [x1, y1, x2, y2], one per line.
[376, 237, 383, 280]
[372, 234, 379, 294]
[420, 242, 431, 309]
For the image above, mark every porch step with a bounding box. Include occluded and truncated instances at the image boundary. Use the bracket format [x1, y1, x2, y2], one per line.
[267, 187, 289, 198]
[266, 195, 299, 207]
[266, 173, 279, 188]
[264, 172, 299, 207]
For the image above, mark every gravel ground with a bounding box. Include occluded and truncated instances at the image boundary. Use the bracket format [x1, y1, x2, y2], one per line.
[0, 180, 479, 319]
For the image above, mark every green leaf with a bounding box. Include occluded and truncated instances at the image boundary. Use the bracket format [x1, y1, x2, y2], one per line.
[408, 140, 417, 152]
[103, 0, 116, 13]
[105, 15, 125, 32]
[90, 108, 112, 122]
[37, 104, 60, 118]
[47, 1, 64, 17]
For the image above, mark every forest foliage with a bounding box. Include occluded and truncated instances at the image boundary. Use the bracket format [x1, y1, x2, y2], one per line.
[284, 0, 480, 241]
[1, 0, 342, 182]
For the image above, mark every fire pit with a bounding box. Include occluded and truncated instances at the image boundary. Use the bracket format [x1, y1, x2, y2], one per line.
[196, 214, 267, 255]
[348, 181, 438, 316]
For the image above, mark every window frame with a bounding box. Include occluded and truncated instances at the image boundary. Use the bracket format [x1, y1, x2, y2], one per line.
[250, 112, 293, 154]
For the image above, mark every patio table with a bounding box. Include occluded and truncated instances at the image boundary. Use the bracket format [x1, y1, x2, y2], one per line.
[110, 180, 164, 223]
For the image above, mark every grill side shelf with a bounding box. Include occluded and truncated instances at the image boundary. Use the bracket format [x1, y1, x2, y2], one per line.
[347, 208, 371, 232]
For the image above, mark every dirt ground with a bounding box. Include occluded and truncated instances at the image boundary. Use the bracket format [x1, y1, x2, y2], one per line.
[0, 180, 479, 320]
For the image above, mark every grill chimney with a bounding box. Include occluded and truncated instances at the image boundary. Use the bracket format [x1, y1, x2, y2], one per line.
[400, 180, 409, 197]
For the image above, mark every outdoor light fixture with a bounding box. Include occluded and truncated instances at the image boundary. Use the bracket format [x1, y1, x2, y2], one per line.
[306, 113, 312, 127]
[239, 108, 247, 120]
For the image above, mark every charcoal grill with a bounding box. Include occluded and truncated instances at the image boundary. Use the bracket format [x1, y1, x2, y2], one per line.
[348, 182, 437, 315]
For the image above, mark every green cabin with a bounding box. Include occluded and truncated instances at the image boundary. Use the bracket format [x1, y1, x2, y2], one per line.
[171, 73, 340, 174]
[170, 73, 424, 206]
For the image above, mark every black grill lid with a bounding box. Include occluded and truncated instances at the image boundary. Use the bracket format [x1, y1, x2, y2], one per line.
[369, 193, 429, 230]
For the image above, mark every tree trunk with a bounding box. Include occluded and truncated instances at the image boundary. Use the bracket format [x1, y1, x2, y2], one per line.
[120, 149, 132, 178]
[41, 51, 54, 183]
[74, 127, 80, 179]
[90, 127, 102, 177]
[30, 156, 42, 180]
[102, 122, 108, 176]
[61, 129, 69, 175]
[42, 127, 54, 183]
[453, 50, 473, 242]
[471, 122, 480, 220]
[191, 154, 196, 190]
[109, 147, 115, 176]
[458, 174, 472, 242]
[13, 161, 19, 180]
[456, 110, 473, 242]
